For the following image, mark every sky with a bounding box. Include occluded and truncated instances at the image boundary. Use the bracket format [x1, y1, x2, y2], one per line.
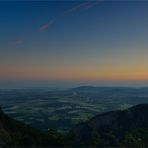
[0, 0, 148, 87]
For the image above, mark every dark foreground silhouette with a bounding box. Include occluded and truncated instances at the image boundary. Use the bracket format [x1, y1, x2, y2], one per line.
[1, 104, 148, 147]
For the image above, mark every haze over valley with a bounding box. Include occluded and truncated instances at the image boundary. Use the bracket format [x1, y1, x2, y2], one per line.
[1, 86, 148, 132]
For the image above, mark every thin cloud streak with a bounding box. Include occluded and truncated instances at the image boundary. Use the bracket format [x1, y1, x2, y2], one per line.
[83, 1, 103, 9]
[38, 1, 103, 33]
[62, 2, 90, 15]
[62, 1, 103, 16]
[38, 20, 54, 32]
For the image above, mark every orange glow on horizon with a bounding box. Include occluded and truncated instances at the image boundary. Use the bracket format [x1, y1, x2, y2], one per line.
[0, 65, 148, 81]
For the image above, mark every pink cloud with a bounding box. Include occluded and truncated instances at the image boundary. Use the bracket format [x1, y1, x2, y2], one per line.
[38, 1, 103, 33]
[38, 20, 54, 32]
[62, 1, 103, 16]
[62, 2, 90, 15]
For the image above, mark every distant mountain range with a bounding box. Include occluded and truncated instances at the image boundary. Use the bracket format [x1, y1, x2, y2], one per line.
[71, 86, 148, 92]
[1, 104, 148, 147]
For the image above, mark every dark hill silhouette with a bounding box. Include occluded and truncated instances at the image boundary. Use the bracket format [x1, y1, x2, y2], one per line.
[0, 107, 64, 147]
[69, 104, 148, 146]
[1, 104, 148, 147]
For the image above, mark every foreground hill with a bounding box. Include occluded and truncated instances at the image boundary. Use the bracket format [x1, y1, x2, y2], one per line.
[69, 104, 148, 147]
[0, 107, 64, 147]
[1, 104, 148, 147]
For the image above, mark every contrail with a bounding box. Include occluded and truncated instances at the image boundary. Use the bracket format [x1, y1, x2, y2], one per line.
[12, 1, 104, 46]
[83, 1, 103, 10]
[38, 1, 103, 33]
[62, 2, 90, 16]
[38, 20, 54, 32]
[62, 1, 103, 16]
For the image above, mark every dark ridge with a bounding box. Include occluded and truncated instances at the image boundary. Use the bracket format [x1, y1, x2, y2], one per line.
[69, 104, 148, 146]
[0, 107, 64, 147]
[1, 104, 148, 147]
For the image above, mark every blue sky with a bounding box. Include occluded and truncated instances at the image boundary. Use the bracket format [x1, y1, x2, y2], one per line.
[0, 1, 148, 87]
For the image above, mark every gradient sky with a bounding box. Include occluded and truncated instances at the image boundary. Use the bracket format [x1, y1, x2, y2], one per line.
[1, 1, 148, 87]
